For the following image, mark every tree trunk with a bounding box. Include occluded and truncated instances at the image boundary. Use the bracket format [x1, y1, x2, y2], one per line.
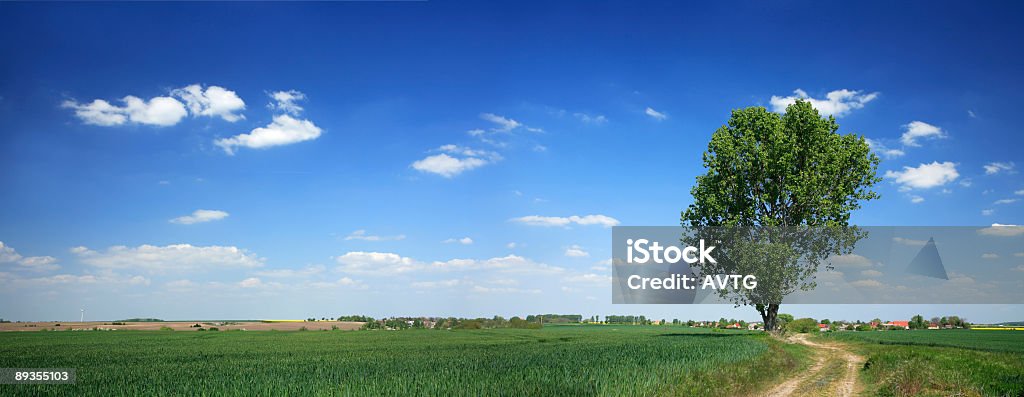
[758, 303, 780, 332]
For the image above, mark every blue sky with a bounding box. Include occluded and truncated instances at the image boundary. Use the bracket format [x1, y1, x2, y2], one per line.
[1, 1, 1022, 322]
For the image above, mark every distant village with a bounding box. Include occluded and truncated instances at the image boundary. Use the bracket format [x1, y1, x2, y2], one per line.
[316, 314, 973, 332]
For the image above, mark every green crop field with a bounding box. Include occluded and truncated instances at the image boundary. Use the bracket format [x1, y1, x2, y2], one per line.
[0, 326, 807, 396]
[820, 330, 1024, 396]
[821, 329, 1024, 353]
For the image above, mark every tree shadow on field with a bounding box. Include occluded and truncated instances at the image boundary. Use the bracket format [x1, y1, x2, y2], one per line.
[656, 333, 748, 338]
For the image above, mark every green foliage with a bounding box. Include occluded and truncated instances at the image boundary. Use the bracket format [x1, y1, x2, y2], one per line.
[0, 326, 803, 396]
[786, 318, 819, 333]
[159, 326, 174, 331]
[681, 100, 880, 331]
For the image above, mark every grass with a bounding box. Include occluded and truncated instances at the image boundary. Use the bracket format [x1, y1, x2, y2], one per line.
[0, 325, 806, 396]
[820, 330, 1024, 396]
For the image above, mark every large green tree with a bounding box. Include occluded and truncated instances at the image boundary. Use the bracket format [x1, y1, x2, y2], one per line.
[682, 100, 880, 332]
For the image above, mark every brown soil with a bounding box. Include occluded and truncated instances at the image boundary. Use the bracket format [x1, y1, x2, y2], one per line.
[762, 333, 864, 397]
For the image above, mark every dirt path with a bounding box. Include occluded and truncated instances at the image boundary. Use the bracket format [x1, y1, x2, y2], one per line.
[762, 333, 864, 397]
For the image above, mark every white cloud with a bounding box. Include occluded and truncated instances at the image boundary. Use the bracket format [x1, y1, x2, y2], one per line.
[411, 144, 502, 178]
[1013, 265, 1024, 272]
[564, 273, 612, 285]
[865, 138, 905, 159]
[978, 224, 1024, 237]
[769, 88, 878, 117]
[15, 272, 150, 287]
[564, 245, 590, 257]
[63, 96, 187, 127]
[984, 162, 1016, 175]
[506, 242, 518, 249]
[344, 230, 406, 242]
[412, 153, 489, 178]
[334, 252, 420, 275]
[510, 214, 620, 228]
[851, 279, 883, 288]
[171, 84, 246, 122]
[981, 253, 999, 259]
[254, 265, 326, 278]
[411, 279, 461, 289]
[900, 121, 946, 147]
[471, 285, 541, 294]
[443, 237, 474, 245]
[268, 90, 306, 115]
[239, 277, 263, 288]
[829, 254, 876, 268]
[574, 113, 608, 124]
[994, 199, 1018, 205]
[335, 252, 564, 276]
[215, 114, 322, 155]
[644, 107, 667, 120]
[892, 237, 928, 246]
[72, 244, 264, 273]
[981, 209, 994, 216]
[968, 110, 977, 118]
[884, 161, 959, 190]
[910, 195, 925, 204]
[480, 113, 521, 132]
[0, 241, 21, 263]
[860, 269, 883, 278]
[0, 241, 60, 272]
[169, 209, 229, 225]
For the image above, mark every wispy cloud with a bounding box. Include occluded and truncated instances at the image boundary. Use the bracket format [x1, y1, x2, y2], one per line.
[169, 209, 229, 225]
[984, 162, 1016, 175]
[510, 214, 620, 228]
[644, 107, 667, 120]
[344, 230, 406, 242]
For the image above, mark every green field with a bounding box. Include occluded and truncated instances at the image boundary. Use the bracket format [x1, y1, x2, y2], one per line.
[820, 330, 1024, 396]
[0, 326, 806, 396]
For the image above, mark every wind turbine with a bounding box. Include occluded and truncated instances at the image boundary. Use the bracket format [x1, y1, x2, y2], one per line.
[80, 308, 84, 323]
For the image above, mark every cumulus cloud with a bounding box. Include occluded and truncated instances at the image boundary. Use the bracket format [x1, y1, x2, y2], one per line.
[564, 245, 589, 257]
[892, 237, 928, 246]
[865, 138, 905, 159]
[171, 84, 246, 122]
[900, 121, 946, 147]
[268, 90, 306, 115]
[0, 241, 60, 272]
[884, 161, 959, 190]
[334, 252, 421, 275]
[829, 254, 876, 268]
[72, 244, 264, 273]
[215, 114, 322, 155]
[769, 88, 878, 117]
[63, 96, 187, 127]
[344, 230, 406, 242]
[984, 162, 1016, 175]
[443, 237, 474, 245]
[510, 214, 620, 228]
[564, 273, 612, 285]
[645, 107, 667, 120]
[169, 209, 229, 225]
[411, 145, 500, 178]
